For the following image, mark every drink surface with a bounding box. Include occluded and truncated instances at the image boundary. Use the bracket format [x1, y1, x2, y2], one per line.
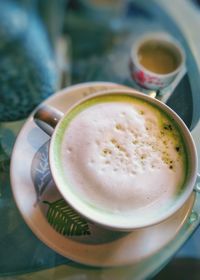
[59, 95, 187, 215]
[138, 40, 181, 74]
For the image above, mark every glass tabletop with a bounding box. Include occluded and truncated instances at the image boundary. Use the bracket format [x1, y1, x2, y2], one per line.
[0, 0, 200, 279]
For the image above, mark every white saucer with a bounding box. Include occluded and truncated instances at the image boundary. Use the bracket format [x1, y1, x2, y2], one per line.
[10, 82, 195, 267]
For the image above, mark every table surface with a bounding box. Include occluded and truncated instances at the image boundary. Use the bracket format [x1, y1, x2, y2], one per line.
[0, 0, 200, 279]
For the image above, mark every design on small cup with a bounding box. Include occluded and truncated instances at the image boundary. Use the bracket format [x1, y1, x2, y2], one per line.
[132, 70, 164, 88]
[132, 70, 146, 84]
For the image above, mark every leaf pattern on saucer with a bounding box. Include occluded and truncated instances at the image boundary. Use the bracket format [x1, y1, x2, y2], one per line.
[43, 199, 91, 236]
[31, 141, 52, 203]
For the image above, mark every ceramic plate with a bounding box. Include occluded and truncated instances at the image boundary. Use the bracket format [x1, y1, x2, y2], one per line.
[10, 82, 195, 267]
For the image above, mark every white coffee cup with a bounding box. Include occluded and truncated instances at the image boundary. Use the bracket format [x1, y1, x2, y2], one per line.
[34, 88, 198, 231]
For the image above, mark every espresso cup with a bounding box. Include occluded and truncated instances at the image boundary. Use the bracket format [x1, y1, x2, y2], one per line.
[129, 32, 186, 90]
[34, 88, 198, 231]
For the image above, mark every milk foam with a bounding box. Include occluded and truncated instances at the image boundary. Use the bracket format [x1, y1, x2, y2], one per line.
[61, 97, 186, 214]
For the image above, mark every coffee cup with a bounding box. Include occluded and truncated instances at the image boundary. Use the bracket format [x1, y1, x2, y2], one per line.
[129, 32, 186, 90]
[34, 88, 198, 231]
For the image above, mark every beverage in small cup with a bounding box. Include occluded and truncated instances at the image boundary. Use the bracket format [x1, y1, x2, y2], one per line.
[129, 33, 186, 90]
[34, 88, 197, 231]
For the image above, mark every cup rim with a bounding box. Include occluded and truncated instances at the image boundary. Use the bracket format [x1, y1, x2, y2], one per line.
[130, 32, 186, 78]
[49, 88, 197, 231]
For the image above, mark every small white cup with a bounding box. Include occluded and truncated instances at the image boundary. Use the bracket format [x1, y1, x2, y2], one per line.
[129, 32, 186, 90]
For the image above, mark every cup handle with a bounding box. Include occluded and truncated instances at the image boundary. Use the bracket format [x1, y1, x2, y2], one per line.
[33, 105, 64, 136]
